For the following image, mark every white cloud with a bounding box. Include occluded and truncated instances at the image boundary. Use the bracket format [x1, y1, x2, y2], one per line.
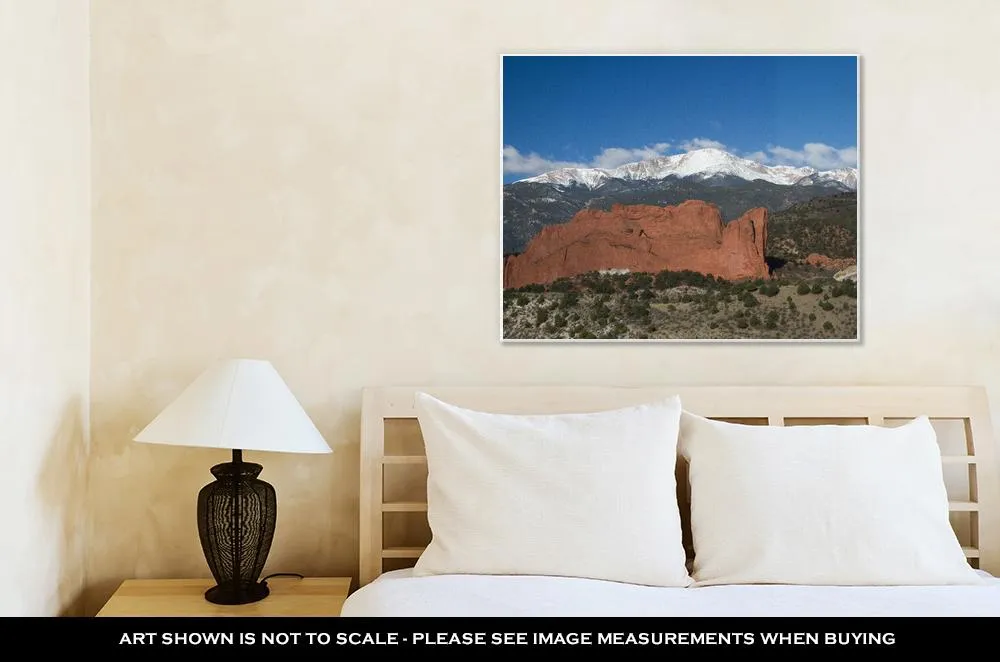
[679, 137, 726, 151]
[764, 143, 857, 169]
[502, 145, 585, 174]
[591, 142, 671, 169]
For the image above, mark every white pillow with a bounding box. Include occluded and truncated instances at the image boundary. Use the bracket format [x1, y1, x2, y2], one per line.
[679, 413, 982, 586]
[412, 392, 692, 587]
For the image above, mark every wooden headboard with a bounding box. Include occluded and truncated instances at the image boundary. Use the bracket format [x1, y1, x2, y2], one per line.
[359, 385, 1000, 586]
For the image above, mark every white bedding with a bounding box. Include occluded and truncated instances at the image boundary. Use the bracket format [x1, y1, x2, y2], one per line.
[342, 569, 1000, 617]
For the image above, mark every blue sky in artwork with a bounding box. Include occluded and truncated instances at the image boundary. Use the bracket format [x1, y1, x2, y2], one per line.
[502, 55, 858, 183]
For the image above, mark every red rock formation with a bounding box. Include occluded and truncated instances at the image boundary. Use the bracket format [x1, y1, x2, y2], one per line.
[803, 253, 856, 271]
[503, 200, 769, 289]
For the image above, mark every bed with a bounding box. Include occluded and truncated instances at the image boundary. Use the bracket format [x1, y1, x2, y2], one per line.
[343, 385, 1000, 617]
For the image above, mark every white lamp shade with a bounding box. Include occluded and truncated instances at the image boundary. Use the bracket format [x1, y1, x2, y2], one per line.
[133, 359, 331, 454]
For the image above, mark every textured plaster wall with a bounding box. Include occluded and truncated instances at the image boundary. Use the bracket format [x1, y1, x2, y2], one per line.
[0, 0, 91, 616]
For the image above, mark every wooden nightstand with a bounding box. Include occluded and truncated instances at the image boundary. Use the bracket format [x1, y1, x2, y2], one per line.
[97, 577, 352, 616]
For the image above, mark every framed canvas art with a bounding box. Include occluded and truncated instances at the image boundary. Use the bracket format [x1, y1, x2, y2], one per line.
[501, 54, 860, 342]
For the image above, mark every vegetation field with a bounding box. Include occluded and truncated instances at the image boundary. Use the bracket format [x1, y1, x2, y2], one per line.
[502, 269, 857, 341]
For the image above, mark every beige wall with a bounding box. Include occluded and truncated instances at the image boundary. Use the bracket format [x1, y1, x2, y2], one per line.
[87, 0, 1000, 612]
[0, 0, 91, 616]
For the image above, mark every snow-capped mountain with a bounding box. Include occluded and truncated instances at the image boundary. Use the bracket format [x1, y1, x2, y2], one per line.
[522, 167, 610, 189]
[796, 168, 858, 190]
[518, 148, 858, 191]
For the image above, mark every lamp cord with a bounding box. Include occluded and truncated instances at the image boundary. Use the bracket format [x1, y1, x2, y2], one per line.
[262, 572, 304, 581]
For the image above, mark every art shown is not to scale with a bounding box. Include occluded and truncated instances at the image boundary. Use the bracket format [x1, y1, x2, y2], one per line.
[502, 55, 859, 341]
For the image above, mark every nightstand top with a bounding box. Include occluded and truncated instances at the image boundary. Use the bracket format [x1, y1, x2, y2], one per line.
[97, 577, 352, 617]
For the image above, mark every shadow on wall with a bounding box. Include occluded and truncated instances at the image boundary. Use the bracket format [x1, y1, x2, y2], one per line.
[82, 364, 220, 615]
[81, 393, 222, 615]
[37, 398, 88, 616]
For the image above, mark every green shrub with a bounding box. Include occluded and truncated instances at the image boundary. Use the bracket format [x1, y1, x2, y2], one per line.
[823, 321, 834, 331]
[838, 279, 858, 298]
[627, 273, 653, 292]
[760, 282, 780, 297]
[549, 277, 574, 293]
[811, 283, 822, 294]
[809, 313, 817, 322]
[515, 294, 529, 306]
[594, 279, 615, 294]
[797, 282, 811, 295]
[580, 272, 601, 289]
[535, 308, 550, 325]
[625, 300, 649, 321]
[591, 303, 610, 322]
[653, 270, 675, 289]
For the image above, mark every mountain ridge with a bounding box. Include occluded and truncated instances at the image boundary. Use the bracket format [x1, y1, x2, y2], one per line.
[517, 147, 858, 191]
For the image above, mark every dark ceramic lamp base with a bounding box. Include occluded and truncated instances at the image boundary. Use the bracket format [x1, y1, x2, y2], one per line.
[198, 448, 277, 605]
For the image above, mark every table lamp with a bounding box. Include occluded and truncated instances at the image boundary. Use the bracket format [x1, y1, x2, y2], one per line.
[133, 358, 331, 605]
